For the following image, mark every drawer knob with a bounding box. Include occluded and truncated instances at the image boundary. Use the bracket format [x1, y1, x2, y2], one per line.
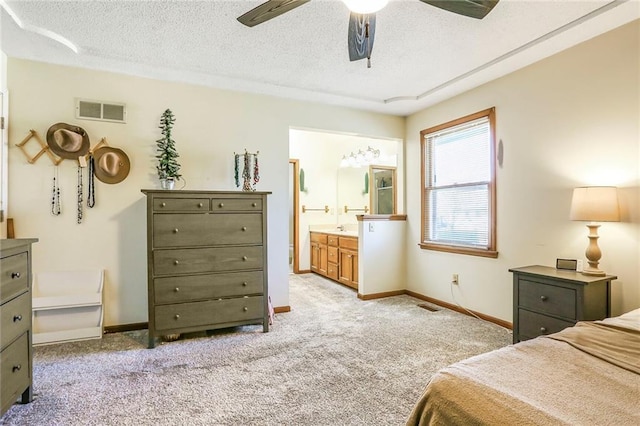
[242, 282, 248, 287]
[241, 226, 247, 231]
[243, 307, 248, 312]
[160, 202, 166, 207]
[540, 327, 547, 333]
[252, 202, 257, 207]
[13, 314, 22, 322]
[198, 202, 204, 208]
[173, 228, 179, 233]
[174, 260, 180, 265]
[12, 364, 21, 372]
[242, 256, 248, 261]
[218, 203, 224, 208]
[174, 314, 180, 320]
[540, 295, 548, 301]
[174, 287, 180, 292]
[11, 272, 21, 279]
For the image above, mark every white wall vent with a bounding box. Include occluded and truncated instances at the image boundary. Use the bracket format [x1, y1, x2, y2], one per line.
[75, 98, 126, 123]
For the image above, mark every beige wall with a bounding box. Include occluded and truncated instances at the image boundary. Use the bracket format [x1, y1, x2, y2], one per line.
[7, 19, 639, 329]
[7, 59, 404, 326]
[405, 20, 640, 321]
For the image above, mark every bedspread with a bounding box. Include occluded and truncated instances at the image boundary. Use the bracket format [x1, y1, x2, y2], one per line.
[406, 309, 640, 425]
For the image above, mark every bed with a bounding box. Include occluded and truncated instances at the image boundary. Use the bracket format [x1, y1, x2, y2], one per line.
[406, 309, 640, 425]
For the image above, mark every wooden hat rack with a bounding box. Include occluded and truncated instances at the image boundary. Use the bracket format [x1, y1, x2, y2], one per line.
[16, 129, 62, 165]
[16, 129, 110, 166]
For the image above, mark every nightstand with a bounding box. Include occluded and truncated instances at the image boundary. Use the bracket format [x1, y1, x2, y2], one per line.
[509, 265, 615, 344]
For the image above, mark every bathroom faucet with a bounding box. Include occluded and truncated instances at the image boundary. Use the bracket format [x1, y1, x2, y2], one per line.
[337, 224, 345, 231]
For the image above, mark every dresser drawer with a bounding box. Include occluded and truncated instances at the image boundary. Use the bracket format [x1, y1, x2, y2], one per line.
[153, 213, 263, 248]
[211, 198, 262, 212]
[1, 253, 29, 305]
[327, 235, 339, 246]
[1, 333, 30, 410]
[518, 309, 574, 340]
[154, 246, 264, 276]
[154, 296, 264, 331]
[0, 292, 31, 350]
[518, 279, 576, 319]
[154, 271, 264, 304]
[154, 197, 210, 212]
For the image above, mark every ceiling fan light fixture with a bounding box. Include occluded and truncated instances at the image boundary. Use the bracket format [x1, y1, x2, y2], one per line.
[342, 0, 388, 14]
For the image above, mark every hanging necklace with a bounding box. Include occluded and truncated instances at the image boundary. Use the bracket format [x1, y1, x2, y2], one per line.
[87, 155, 95, 208]
[77, 164, 83, 224]
[51, 166, 61, 216]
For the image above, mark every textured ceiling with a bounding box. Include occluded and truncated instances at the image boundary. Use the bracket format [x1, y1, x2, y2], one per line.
[1, 0, 639, 116]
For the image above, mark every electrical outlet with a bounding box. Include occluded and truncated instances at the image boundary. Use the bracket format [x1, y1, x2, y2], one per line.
[368, 223, 375, 232]
[576, 260, 583, 272]
[452, 274, 459, 285]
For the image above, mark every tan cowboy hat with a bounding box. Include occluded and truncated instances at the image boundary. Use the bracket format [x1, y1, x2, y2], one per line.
[93, 146, 130, 184]
[46, 123, 90, 159]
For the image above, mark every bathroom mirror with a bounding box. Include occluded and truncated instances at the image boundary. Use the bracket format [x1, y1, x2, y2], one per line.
[369, 166, 396, 215]
[337, 167, 369, 216]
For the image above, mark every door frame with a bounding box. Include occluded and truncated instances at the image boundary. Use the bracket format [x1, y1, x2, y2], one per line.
[289, 159, 300, 273]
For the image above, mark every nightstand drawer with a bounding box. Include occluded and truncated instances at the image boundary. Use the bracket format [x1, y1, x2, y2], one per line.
[0, 292, 31, 349]
[154, 296, 264, 331]
[519, 279, 576, 319]
[153, 198, 209, 211]
[518, 309, 574, 340]
[154, 271, 263, 304]
[1, 253, 29, 305]
[1, 333, 30, 410]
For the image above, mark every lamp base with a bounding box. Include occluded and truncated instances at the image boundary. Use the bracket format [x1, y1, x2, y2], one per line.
[581, 268, 606, 277]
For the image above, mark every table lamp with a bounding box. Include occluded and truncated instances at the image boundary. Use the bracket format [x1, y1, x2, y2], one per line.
[570, 186, 619, 276]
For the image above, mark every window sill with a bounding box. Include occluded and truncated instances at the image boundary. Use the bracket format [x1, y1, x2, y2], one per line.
[419, 242, 498, 259]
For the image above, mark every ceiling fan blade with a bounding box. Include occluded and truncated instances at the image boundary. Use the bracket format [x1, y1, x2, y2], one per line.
[348, 12, 376, 62]
[237, 0, 311, 27]
[419, 0, 499, 20]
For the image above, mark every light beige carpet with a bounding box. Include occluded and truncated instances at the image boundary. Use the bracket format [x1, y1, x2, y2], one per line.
[2, 273, 511, 425]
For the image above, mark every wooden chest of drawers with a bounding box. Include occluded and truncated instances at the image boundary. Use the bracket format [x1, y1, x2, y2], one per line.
[509, 265, 615, 344]
[1, 238, 37, 417]
[142, 190, 270, 348]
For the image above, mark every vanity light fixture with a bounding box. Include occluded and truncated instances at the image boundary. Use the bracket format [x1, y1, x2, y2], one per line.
[339, 146, 381, 168]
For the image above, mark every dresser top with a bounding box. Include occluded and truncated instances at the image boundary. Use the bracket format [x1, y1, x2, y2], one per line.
[0, 238, 39, 252]
[141, 189, 271, 195]
[509, 265, 617, 284]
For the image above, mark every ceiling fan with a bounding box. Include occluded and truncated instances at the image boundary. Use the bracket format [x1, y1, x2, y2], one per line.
[237, 0, 500, 67]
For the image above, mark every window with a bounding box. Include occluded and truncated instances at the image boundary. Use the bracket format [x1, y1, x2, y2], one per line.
[420, 108, 497, 258]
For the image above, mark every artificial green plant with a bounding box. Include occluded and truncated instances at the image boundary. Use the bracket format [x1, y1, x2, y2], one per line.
[156, 108, 182, 181]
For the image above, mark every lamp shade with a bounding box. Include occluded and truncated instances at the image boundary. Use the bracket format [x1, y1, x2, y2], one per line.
[570, 186, 620, 222]
[342, 0, 388, 14]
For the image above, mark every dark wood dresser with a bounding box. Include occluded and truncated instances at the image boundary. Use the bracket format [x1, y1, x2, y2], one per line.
[142, 190, 270, 348]
[509, 265, 615, 344]
[1, 238, 37, 416]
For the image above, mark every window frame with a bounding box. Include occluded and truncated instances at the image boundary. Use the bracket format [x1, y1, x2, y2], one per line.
[419, 107, 498, 258]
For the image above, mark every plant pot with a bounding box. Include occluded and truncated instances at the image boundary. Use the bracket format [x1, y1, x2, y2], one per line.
[160, 178, 175, 190]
